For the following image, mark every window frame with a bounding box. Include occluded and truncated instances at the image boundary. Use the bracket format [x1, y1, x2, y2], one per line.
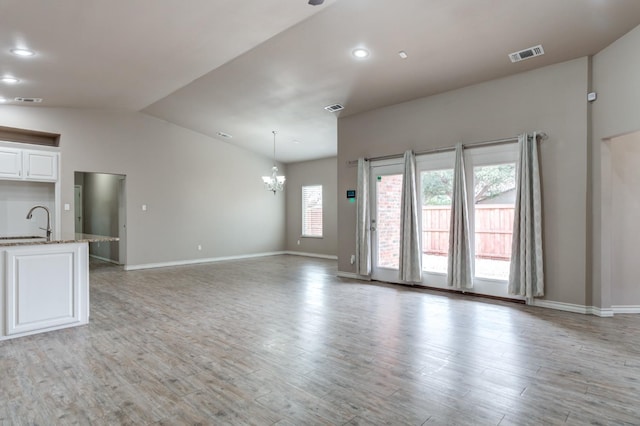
[301, 184, 323, 238]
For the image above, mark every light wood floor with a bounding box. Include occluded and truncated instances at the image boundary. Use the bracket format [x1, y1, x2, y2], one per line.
[2, 255, 640, 425]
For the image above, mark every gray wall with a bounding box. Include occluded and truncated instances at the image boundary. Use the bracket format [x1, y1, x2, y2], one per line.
[592, 24, 640, 310]
[0, 107, 286, 267]
[609, 132, 640, 306]
[338, 58, 589, 306]
[285, 157, 337, 256]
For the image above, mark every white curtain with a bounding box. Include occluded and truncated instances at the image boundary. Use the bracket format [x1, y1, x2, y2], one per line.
[356, 158, 371, 276]
[447, 143, 473, 289]
[509, 133, 544, 298]
[400, 150, 422, 282]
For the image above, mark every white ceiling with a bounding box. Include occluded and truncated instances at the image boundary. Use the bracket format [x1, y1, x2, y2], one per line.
[2, 0, 640, 163]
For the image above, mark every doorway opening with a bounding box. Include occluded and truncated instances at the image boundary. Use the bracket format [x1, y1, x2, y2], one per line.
[603, 130, 640, 311]
[74, 172, 126, 265]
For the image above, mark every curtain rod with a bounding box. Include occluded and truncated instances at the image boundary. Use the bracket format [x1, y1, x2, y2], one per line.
[347, 132, 548, 165]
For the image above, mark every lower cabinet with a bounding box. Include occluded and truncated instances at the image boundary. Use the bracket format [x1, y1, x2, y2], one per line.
[1, 243, 89, 340]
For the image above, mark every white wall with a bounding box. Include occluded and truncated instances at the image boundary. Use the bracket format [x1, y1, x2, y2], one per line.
[0, 180, 55, 237]
[285, 157, 337, 257]
[338, 58, 589, 306]
[0, 107, 286, 267]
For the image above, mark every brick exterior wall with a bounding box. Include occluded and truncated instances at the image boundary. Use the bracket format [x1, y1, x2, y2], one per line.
[376, 174, 403, 269]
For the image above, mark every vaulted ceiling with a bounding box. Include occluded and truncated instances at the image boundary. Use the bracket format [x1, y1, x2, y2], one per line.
[2, 0, 640, 162]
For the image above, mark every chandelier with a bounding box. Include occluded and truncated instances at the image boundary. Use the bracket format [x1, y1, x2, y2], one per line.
[262, 130, 286, 194]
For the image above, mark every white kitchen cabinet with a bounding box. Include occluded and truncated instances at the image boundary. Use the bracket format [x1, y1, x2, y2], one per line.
[2, 243, 89, 338]
[23, 149, 58, 181]
[0, 147, 22, 179]
[0, 146, 58, 182]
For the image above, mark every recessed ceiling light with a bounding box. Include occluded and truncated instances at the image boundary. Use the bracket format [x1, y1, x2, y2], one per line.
[352, 48, 370, 59]
[10, 48, 35, 57]
[216, 131, 232, 139]
[1, 76, 20, 84]
[0, 97, 8, 103]
[398, 50, 408, 59]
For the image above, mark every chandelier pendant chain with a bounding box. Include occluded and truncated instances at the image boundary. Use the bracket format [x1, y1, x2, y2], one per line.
[272, 131, 277, 167]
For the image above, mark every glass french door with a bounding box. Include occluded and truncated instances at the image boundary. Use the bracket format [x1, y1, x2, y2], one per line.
[416, 145, 520, 298]
[368, 145, 520, 299]
[370, 161, 404, 282]
[417, 151, 455, 288]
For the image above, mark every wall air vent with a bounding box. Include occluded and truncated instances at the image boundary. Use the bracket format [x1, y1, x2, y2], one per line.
[508, 45, 544, 63]
[14, 97, 43, 103]
[324, 103, 344, 112]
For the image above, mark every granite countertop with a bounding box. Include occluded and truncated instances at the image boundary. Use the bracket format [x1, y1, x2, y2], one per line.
[0, 233, 119, 247]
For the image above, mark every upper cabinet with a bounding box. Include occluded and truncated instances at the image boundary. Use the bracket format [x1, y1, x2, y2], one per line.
[0, 147, 22, 179]
[24, 150, 58, 181]
[0, 147, 59, 182]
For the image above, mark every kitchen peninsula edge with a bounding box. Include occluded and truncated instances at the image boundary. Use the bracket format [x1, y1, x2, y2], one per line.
[0, 233, 119, 341]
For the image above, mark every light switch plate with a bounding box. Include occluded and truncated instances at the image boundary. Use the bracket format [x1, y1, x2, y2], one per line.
[64, 203, 70, 211]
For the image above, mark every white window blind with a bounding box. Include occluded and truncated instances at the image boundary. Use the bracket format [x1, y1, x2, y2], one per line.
[302, 185, 323, 237]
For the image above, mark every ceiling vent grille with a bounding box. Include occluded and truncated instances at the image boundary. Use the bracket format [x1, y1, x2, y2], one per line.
[14, 97, 43, 103]
[324, 103, 344, 112]
[509, 45, 544, 63]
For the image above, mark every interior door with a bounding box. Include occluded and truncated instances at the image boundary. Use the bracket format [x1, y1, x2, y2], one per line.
[370, 161, 404, 283]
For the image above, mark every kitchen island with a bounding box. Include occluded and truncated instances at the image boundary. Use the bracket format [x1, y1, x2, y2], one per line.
[0, 233, 119, 341]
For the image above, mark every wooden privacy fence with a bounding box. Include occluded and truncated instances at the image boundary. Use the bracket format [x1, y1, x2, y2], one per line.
[421, 205, 514, 260]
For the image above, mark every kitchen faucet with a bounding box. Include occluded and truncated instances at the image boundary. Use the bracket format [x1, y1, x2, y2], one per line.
[26, 205, 52, 241]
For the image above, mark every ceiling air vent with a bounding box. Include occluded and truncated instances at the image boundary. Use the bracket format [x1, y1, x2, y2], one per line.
[509, 45, 544, 63]
[324, 103, 344, 112]
[14, 97, 43, 103]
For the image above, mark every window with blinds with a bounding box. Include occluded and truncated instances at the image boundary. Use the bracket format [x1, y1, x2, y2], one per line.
[302, 185, 323, 237]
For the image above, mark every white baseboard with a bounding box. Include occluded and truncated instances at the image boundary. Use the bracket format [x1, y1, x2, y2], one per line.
[89, 254, 120, 265]
[124, 251, 286, 271]
[587, 306, 614, 317]
[612, 305, 640, 314]
[531, 299, 615, 317]
[337, 271, 371, 281]
[530, 299, 590, 314]
[285, 251, 338, 260]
